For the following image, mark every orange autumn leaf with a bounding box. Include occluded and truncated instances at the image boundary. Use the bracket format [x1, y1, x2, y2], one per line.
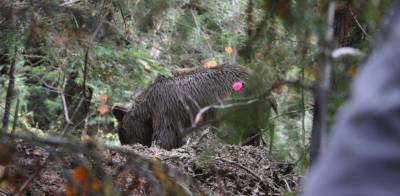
[97, 95, 108, 102]
[346, 67, 358, 78]
[64, 184, 74, 196]
[151, 160, 167, 182]
[65, 166, 101, 196]
[72, 166, 88, 182]
[225, 46, 233, 55]
[203, 60, 218, 68]
[97, 105, 109, 115]
[90, 177, 101, 192]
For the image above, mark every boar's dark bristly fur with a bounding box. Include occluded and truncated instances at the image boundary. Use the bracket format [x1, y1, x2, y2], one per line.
[112, 64, 251, 150]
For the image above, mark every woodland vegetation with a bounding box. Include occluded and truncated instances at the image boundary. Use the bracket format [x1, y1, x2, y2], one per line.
[0, 0, 393, 195]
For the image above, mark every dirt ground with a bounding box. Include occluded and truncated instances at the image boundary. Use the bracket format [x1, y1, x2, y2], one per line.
[0, 131, 300, 195]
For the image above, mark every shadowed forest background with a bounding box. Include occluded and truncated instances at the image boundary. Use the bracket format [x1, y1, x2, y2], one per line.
[0, 0, 393, 195]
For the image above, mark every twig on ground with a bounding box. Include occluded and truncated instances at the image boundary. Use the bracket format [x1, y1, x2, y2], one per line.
[60, 0, 80, 7]
[240, 133, 261, 146]
[283, 179, 292, 192]
[215, 157, 263, 182]
[215, 157, 281, 192]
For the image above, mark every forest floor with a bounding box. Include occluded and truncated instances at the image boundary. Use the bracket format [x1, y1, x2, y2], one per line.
[0, 131, 300, 195]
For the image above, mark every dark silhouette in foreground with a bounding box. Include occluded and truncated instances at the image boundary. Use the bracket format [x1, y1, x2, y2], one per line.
[303, 2, 400, 196]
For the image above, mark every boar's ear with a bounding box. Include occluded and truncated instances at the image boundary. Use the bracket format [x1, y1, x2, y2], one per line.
[111, 104, 129, 122]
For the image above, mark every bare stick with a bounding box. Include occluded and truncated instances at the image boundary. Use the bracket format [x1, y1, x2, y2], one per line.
[60, 0, 80, 6]
[215, 157, 263, 181]
[2, 46, 16, 132]
[215, 157, 279, 191]
[82, 11, 104, 94]
[15, 165, 45, 196]
[61, 76, 72, 125]
[82, 116, 89, 138]
[194, 98, 258, 126]
[240, 132, 261, 146]
[349, 7, 371, 40]
[82, 47, 89, 94]
[11, 99, 19, 137]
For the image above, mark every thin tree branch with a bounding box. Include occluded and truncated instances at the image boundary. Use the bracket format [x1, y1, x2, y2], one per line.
[11, 99, 19, 137]
[310, 1, 336, 166]
[61, 76, 72, 125]
[348, 7, 372, 40]
[2, 46, 17, 132]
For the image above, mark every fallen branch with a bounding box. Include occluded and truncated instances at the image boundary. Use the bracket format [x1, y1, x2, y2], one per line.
[215, 157, 281, 192]
[60, 0, 81, 7]
[215, 157, 263, 182]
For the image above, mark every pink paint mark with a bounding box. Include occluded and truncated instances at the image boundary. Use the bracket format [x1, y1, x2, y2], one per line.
[232, 81, 244, 91]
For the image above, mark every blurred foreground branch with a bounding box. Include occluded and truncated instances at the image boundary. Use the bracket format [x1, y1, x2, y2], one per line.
[310, 1, 336, 166]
